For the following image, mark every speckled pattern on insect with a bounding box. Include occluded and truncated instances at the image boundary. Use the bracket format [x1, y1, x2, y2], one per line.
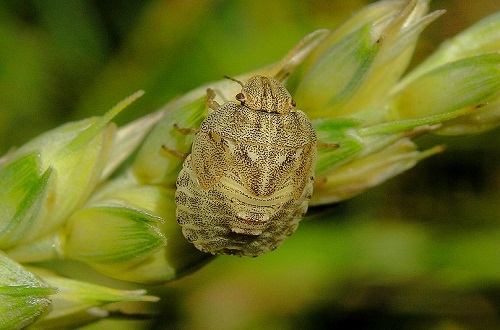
[175, 75, 317, 257]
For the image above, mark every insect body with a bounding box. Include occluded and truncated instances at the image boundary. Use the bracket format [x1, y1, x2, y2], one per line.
[175, 76, 316, 257]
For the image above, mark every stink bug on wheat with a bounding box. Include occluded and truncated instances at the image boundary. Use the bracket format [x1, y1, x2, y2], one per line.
[175, 75, 317, 257]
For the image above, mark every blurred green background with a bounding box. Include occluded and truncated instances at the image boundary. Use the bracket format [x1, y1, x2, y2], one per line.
[0, 0, 499, 329]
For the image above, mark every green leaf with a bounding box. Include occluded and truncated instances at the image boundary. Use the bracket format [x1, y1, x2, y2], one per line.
[36, 269, 157, 320]
[435, 100, 500, 135]
[1, 92, 144, 236]
[292, 24, 380, 118]
[357, 106, 476, 136]
[0, 253, 55, 329]
[311, 139, 443, 205]
[63, 90, 144, 154]
[400, 11, 500, 87]
[133, 95, 207, 186]
[0, 153, 54, 248]
[313, 119, 364, 177]
[73, 179, 213, 284]
[392, 54, 500, 119]
[341, 9, 445, 118]
[64, 205, 166, 264]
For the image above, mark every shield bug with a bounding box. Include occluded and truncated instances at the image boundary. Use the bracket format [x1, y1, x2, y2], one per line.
[175, 75, 317, 257]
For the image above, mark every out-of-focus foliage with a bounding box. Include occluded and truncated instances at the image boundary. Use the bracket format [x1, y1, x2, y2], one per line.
[0, 0, 366, 155]
[2, 0, 493, 153]
[0, 0, 498, 329]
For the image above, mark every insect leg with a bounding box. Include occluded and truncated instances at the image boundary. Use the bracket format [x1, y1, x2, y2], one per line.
[206, 88, 220, 111]
[317, 141, 340, 149]
[173, 123, 200, 135]
[161, 123, 199, 159]
[160, 144, 189, 159]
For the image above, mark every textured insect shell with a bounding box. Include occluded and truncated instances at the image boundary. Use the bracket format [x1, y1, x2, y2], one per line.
[175, 101, 317, 257]
[240, 76, 295, 114]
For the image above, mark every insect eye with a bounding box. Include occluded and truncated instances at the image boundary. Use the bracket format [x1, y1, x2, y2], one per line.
[290, 99, 296, 107]
[236, 93, 245, 103]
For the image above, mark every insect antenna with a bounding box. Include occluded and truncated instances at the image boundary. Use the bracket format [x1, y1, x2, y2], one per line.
[223, 75, 245, 87]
